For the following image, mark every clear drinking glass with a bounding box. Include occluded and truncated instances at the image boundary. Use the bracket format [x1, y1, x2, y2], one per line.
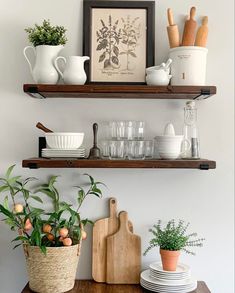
[144, 140, 154, 158]
[117, 121, 126, 140]
[127, 140, 145, 160]
[126, 121, 135, 140]
[109, 121, 117, 139]
[109, 140, 126, 160]
[135, 121, 145, 140]
[101, 140, 109, 158]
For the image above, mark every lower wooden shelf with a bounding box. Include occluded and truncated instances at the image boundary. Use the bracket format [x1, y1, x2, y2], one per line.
[21, 280, 211, 293]
[22, 158, 216, 170]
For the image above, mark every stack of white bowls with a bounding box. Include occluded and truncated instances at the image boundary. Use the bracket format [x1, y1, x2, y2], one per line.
[155, 123, 190, 159]
[140, 262, 197, 293]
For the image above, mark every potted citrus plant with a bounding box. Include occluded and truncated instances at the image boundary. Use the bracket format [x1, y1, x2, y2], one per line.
[144, 219, 205, 271]
[23, 19, 67, 84]
[0, 166, 105, 293]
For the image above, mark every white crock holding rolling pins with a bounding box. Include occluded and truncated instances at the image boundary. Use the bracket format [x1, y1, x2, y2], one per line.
[54, 56, 90, 85]
[23, 45, 63, 84]
[169, 46, 208, 85]
[155, 123, 191, 160]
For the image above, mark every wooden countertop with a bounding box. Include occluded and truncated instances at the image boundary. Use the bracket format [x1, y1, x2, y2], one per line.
[22, 280, 211, 292]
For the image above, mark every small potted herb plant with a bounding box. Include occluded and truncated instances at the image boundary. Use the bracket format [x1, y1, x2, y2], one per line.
[0, 166, 105, 293]
[23, 19, 67, 84]
[144, 219, 205, 271]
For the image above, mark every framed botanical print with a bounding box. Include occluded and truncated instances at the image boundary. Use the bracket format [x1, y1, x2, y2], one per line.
[83, 0, 155, 84]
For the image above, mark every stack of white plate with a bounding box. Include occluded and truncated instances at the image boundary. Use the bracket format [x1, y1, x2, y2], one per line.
[42, 148, 86, 158]
[140, 262, 197, 293]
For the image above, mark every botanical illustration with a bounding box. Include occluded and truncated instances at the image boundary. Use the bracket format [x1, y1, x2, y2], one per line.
[91, 8, 146, 82]
[96, 15, 141, 71]
[120, 16, 141, 70]
[96, 15, 121, 69]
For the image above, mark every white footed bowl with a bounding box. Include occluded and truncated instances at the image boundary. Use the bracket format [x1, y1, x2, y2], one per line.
[45, 133, 84, 149]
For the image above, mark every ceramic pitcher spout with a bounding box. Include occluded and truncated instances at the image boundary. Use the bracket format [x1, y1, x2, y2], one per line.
[82, 56, 90, 62]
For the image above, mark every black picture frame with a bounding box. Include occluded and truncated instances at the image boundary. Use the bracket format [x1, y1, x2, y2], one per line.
[83, 0, 155, 84]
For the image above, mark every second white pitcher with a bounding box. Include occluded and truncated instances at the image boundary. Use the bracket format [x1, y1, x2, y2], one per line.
[54, 56, 90, 85]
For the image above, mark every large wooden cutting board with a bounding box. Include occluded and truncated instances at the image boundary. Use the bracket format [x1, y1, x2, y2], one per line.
[106, 211, 141, 284]
[92, 198, 133, 283]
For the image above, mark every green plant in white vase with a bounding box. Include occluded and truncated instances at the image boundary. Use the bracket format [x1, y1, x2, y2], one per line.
[144, 219, 205, 271]
[23, 19, 67, 84]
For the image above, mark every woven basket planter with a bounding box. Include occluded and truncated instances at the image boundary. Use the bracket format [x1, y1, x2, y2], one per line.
[24, 243, 81, 293]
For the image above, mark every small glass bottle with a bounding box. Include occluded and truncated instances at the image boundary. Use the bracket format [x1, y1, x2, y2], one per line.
[182, 101, 200, 159]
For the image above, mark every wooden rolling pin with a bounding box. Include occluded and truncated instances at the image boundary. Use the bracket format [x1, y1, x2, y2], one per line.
[195, 16, 208, 47]
[36, 122, 53, 133]
[167, 8, 180, 48]
[182, 7, 197, 46]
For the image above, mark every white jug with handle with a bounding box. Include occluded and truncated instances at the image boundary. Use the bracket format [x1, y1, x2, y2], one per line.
[23, 45, 64, 84]
[54, 56, 90, 85]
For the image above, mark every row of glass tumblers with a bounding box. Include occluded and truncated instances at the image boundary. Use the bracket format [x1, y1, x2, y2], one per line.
[101, 140, 154, 160]
[107, 121, 145, 140]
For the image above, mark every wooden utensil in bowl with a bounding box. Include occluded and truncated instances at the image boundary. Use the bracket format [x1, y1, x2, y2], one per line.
[36, 122, 53, 133]
[195, 16, 208, 47]
[182, 7, 197, 46]
[167, 8, 180, 48]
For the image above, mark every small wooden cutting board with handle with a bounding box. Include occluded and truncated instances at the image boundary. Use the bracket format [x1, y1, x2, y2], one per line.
[92, 198, 133, 283]
[106, 211, 141, 284]
[182, 7, 197, 46]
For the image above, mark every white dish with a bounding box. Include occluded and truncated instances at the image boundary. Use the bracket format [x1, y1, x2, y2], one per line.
[45, 133, 84, 149]
[140, 280, 197, 293]
[149, 262, 190, 274]
[141, 270, 195, 287]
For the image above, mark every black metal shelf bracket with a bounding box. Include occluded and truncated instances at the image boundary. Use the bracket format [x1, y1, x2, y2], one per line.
[199, 164, 210, 170]
[28, 163, 38, 169]
[27, 86, 46, 99]
[194, 89, 211, 100]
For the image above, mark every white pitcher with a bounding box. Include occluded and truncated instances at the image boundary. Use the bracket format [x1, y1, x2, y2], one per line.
[23, 45, 63, 84]
[54, 56, 90, 85]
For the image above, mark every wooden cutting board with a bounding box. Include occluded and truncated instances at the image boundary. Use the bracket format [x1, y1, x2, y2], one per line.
[106, 211, 141, 284]
[92, 198, 133, 283]
[182, 7, 197, 46]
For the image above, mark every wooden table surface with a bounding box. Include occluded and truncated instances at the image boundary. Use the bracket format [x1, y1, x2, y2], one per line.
[22, 280, 211, 293]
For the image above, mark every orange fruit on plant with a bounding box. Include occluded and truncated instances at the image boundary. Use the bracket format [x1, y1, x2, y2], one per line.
[81, 230, 87, 240]
[63, 237, 72, 246]
[43, 224, 52, 233]
[59, 236, 64, 242]
[47, 233, 55, 241]
[14, 204, 23, 213]
[59, 228, 69, 238]
[24, 219, 32, 231]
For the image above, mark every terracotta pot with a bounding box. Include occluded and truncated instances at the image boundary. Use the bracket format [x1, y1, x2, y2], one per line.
[160, 249, 180, 271]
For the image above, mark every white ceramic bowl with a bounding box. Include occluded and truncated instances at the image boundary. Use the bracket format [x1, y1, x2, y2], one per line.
[45, 133, 84, 149]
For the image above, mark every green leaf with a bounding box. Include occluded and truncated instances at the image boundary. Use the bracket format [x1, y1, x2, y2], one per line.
[0, 204, 14, 219]
[6, 165, 15, 179]
[0, 185, 9, 193]
[31, 195, 43, 204]
[12, 236, 29, 242]
[83, 174, 94, 185]
[3, 196, 9, 210]
[49, 176, 58, 188]
[40, 245, 47, 255]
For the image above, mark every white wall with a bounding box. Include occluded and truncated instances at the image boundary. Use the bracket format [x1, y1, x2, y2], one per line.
[0, 0, 234, 292]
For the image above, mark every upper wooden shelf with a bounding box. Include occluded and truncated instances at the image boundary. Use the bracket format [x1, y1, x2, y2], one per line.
[23, 84, 216, 100]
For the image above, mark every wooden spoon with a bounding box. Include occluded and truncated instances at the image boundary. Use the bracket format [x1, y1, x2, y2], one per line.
[36, 122, 53, 133]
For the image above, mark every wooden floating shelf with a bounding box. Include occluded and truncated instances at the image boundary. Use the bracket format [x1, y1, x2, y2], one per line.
[23, 84, 216, 100]
[22, 158, 216, 170]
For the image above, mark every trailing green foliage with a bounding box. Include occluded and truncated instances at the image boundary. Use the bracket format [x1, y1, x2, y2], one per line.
[25, 20, 67, 47]
[144, 219, 205, 256]
[0, 166, 105, 253]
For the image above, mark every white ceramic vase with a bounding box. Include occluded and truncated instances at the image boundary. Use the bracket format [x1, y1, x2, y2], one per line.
[54, 56, 90, 85]
[23, 45, 64, 84]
